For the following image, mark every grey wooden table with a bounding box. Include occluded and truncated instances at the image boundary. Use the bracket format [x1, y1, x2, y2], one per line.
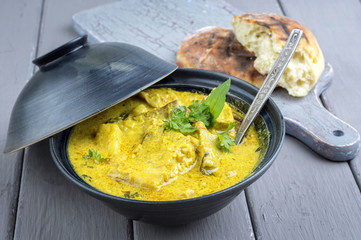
[2, 0, 361, 239]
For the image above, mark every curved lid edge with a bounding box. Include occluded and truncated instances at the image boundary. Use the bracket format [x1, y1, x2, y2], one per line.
[4, 37, 177, 154]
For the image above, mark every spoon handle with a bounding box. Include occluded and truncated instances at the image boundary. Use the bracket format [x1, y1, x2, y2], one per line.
[235, 29, 303, 145]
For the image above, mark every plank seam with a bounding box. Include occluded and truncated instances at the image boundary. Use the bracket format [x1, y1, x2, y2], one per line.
[276, 0, 287, 15]
[349, 161, 361, 193]
[33, 0, 46, 65]
[12, 0, 46, 239]
[244, 189, 258, 240]
[127, 219, 134, 240]
[8, 150, 24, 240]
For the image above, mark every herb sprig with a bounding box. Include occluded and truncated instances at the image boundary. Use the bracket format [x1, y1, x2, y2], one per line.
[164, 79, 231, 133]
[188, 100, 212, 127]
[83, 149, 108, 163]
[163, 105, 197, 133]
[217, 122, 237, 153]
[163, 79, 236, 152]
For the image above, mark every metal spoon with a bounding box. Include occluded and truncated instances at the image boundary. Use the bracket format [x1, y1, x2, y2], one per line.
[235, 29, 303, 145]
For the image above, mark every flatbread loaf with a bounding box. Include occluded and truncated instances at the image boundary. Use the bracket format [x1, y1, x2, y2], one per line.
[176, 26, 265, 88]
[232, 13, 325, 97]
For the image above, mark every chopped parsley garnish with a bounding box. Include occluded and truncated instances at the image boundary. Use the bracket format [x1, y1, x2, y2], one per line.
[217, 122, 237, 153]
[164, 79, 231, 134]
[163, 105, 197, 133]
[123, 191, 142, 199]
[188, 100, 212, 127]
[83, 149, 108, 163]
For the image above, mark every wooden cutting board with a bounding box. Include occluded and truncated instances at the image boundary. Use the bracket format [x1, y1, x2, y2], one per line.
[72, 0, 360, 161]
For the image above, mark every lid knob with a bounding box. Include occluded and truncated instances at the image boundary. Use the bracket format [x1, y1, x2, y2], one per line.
[32, 35, 88, 67]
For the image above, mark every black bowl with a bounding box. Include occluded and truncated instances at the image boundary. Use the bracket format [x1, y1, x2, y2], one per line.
[50, 68, 285, 225]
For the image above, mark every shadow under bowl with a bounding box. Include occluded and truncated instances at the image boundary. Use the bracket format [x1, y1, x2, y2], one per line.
[49, 68, 285, 225]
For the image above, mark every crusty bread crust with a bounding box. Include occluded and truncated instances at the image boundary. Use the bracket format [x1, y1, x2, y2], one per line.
[176, 26, 265, 88]
[232, 13, 325, 97]
[235, 14, 322, 55]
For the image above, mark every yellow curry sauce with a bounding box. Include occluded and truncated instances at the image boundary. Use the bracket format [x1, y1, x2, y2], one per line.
[68, 88, 262, 201]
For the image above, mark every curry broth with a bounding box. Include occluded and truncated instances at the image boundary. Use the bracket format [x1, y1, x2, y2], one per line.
[68, 88, 262, 201]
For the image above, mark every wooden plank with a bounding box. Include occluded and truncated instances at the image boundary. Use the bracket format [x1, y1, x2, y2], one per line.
[11, 0, 130, 239]
[244, 0, 361, 239]
[0, 0, 43, 239]
[72, 0, 244, 63]
[226, 0, 283, 13]
[14, 141, 127, 240]
[247, 138, 361, 239]
[280, 0, 361, 188]
[134, 193, 254, 240]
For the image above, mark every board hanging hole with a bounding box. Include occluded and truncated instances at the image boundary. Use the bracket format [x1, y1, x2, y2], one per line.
[333, 130, 344, 137]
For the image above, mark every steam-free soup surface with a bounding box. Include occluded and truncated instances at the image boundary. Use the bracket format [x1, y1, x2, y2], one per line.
[68, 88, 262, 201]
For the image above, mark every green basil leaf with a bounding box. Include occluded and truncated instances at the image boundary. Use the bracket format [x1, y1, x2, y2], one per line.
[203, 79, 231, 125]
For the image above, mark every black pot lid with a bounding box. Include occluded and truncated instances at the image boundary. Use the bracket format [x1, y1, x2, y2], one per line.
[4, 35, 177, 153]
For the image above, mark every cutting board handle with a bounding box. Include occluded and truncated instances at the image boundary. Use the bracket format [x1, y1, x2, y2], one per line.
[273, 63, 360, 161]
